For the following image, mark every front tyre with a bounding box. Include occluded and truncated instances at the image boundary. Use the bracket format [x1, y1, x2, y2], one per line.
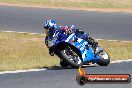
[97, 51, 110, 66]
[60, 45, 83, 68]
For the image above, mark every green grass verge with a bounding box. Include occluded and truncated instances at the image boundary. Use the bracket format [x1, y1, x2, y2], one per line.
[0, 0, 132, 9]
[97, 40, 132, 60]
[0, 32, 132, 71]
[0, 32, 59, 71]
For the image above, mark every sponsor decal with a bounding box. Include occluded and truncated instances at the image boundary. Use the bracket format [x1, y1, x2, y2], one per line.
[65, 33, 75, 42]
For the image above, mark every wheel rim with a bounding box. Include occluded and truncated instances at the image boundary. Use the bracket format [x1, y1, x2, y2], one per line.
[63, 47, 82, 65]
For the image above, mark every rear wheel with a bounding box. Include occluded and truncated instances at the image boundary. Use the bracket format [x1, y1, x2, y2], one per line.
[59, 45, 83, 68]
[97, 51, 110, 66]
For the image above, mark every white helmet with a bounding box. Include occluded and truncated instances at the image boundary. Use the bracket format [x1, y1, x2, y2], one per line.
[44, 20, 56, 29]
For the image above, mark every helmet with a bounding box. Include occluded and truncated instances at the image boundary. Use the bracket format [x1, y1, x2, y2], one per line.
[44, 20, 56, 29]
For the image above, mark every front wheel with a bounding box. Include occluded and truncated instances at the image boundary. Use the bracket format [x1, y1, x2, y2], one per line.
[59, 45, 83, 68]
[60, 59, 69, 67]
[97, 51, 110, 66]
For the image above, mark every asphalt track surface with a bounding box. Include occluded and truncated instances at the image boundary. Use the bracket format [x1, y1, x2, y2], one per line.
[0, 61, 132, 88]
[0, 5, 132, 88]
[0, 6, 132, 40]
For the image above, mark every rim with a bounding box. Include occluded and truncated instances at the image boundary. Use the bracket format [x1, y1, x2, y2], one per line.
[62, 47, 82, 65]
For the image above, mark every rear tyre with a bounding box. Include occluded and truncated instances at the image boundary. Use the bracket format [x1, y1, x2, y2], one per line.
[59, 45, 83, 68]
[97, 51, 110, 66]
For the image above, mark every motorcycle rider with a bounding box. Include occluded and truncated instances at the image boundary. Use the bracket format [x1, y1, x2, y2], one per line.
[43, 20, 57, 56]
[43, 20, 98, 53]
[57, 25, 98, 49]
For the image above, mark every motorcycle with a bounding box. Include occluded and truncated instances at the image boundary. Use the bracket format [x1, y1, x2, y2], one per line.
[45, 28, 110, 68]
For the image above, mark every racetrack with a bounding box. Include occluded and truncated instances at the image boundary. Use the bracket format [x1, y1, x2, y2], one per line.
[0, 5, 132, 88]
[0, 61, 132, 88]
[0, 5, 132, 40]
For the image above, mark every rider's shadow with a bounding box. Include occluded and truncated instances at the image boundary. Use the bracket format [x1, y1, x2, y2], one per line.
[46, 65, 98, 70]
[47, 66, 74, 70]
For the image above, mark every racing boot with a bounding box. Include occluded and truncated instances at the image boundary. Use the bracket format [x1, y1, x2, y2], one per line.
[49, 46, 55, 56]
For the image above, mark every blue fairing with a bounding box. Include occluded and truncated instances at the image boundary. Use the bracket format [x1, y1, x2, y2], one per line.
[57, 33, 100, 63]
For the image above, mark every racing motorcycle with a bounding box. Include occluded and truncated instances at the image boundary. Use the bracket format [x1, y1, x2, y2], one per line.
[45, 28, 110, 68]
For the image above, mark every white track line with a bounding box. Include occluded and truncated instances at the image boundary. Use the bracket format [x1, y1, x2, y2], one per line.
[96, 39, 132, 42]
[0, 69, 46, 75]
[0, 59, 131, 74]
[1, 31, 42, 35]
[1, 31, 132, 42]
[1, 31, 131, 42]
[111, 59, 132, 64]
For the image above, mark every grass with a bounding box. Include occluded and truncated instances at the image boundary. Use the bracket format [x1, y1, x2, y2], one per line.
[0, 0, 132, 9]
[0, 32, 59, 71]
[97, 40, 132, 60]
[0, 32, 132, 71]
